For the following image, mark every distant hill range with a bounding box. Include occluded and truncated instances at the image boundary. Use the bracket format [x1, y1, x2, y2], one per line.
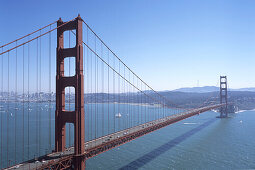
[1, 86, 254, 111]
[172, 86, 255, 93]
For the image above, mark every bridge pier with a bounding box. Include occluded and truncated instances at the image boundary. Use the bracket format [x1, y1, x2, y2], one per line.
[56, 15, 85, 169]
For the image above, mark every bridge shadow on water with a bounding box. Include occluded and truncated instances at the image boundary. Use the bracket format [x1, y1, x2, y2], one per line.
[119, 118, 217, 170]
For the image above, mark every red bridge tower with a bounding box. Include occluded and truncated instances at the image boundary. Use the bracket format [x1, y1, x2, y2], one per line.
[220, 76, 228, 118]
[55, 15, 85, 169]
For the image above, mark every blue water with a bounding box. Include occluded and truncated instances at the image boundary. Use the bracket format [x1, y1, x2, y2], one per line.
[86, 110, 255, 169]
[0, 102, 255, 169]
[0, 101, 177, 169]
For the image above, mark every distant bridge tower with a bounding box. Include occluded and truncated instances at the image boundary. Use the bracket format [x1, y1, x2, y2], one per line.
[55, 15, 85, 169]
[220, 76, 228, 118]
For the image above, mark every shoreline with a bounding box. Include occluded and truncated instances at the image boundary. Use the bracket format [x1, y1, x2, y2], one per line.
[1, 101, 255, 111]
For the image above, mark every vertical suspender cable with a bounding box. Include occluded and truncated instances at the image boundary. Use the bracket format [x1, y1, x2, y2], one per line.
[126, 69, 128, 129]
[139, 80, 140, 125]
[90, 45, 92, 141]
[163, 99, 164, 117]
[164, 99, 166, 116]
[158, 96, 160, 119]
[122, 66, 124, 128]
[86, 26, 89, 141]
[118, 60, 120, 131]
[160, 97, 162, 118]
[132, 73, 134, 127]
[156, 89, 157, 120]
[85, 26, 88, 142]
[39, 31, 42, 156]
[156, 91, 157, 119]
[128, 70, 130, 130]
[48, 25, 52, 152]
[137, 77, 139, 125]
[143, 84, 144, 123]
[96, 40, 99, 139]
[147, 85, 149, 121]
[124, 66, 126, 129]
[141, 82, 142, 123]
[84, 27, 86, 142]
[7, 51, 9, 166]
[157, 97, 161, 118]
[28, 37, 30, 160]
[162, 98, 163, 117]
[68, 31, 71, 147]
[159, 96, 161, 118]
[84, 29, 86, 143]
[137, 79, 142, 124]
[15, 41, 17, 164]
[126, 67, 127, 129]
[7, 52, 10, 166]
[90, 48, 94, 140]
[113, 55, 115, 134]
[22, 45, 25, 162]
[107, 50, 109, 135]
[141, 81, 143, 124]
[84, 29, 87, 167]
[122, 66, 124, 129]
[122, 64, 124, 129]
[0, 47, 2, 169]
[140, 81, 144, 123]
[146, 85, 148, 122]
[162, 98, 164, 117]
[101, 43, 104, 137]
[94, 37, 97, 143]
[144, 85, 146, 122]
[137, 78, 141, 124]
[36, 38, 39, 158]
[162, 99, 166, 117]
[90, 33, 93, 141]
[144, 85, 146, 123]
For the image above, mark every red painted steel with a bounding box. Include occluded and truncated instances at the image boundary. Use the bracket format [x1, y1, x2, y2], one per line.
[220, 76, 228, 118]
[55, 15, 85, 169]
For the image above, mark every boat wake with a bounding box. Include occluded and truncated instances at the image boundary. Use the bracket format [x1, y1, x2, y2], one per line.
[183, 122, 197, 125]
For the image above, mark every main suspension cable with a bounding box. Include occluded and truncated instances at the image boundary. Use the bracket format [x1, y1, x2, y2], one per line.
[0, 17, 77, 56]
[81, 19, 186, 110]
[81, 39, 178, 111]
[0, 21, 57, 49]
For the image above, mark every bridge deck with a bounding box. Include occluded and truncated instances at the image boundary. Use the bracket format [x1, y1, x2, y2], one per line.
[7, 104, 224, 170]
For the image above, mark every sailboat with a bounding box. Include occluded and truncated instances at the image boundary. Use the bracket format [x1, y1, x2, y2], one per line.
[115, 113, 122, 118]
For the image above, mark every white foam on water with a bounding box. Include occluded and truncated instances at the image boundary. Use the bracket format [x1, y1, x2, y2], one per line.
[183, 122, 197, 125]
[236, 110, 247, 113]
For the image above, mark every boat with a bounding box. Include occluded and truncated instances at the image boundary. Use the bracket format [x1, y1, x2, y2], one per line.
[115, 113, 122, 118]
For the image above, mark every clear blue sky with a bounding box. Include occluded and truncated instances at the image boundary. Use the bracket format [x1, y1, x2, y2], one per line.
[1, 0, 255, 90]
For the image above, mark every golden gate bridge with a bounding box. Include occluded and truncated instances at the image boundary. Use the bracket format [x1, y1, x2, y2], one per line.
[0, 15, 228, 169]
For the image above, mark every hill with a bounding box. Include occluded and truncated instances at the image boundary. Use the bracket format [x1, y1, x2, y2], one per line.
[173, 86, 255, 93]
